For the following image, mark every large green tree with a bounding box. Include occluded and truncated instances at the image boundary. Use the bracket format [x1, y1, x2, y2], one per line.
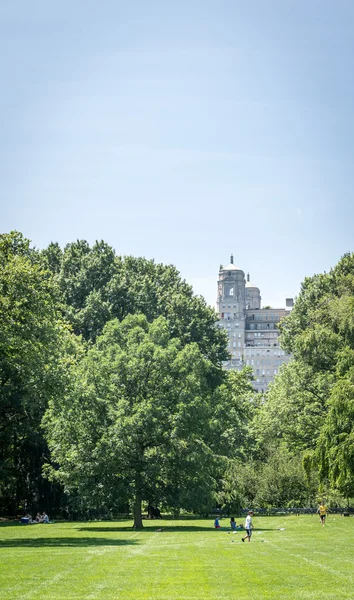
[41, 241, 228, 372]
[274, 253, 354, 497]
[43, 314, 249, 527]
[0, 232, 67, 513]
[254, 360, 330, 454]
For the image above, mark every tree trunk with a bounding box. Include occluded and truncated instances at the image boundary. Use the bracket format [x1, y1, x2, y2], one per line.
[133, 470, 143, 528]
[133, 491, 143, 528]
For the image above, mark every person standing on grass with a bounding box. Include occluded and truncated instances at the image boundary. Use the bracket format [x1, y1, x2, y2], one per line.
[242, 511, 254, 542]
[318, 503, 328, 526]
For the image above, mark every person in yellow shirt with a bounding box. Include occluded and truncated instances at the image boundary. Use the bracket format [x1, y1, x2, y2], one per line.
[318, 503, 328, 526]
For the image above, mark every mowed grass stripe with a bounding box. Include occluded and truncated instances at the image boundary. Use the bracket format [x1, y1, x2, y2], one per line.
[0, 516, 353, 599]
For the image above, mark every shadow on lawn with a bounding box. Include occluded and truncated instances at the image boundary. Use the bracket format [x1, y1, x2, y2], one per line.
[78, 525, 280, 533]
[79, 525, 215, 533]
[0, 537, 139, 548]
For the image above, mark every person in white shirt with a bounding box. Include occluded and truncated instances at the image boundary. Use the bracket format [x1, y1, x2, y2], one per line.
[242, 511, 254, 542]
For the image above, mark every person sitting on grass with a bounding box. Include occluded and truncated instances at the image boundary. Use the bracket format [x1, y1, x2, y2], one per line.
[214, 516, 221, 529]
[20, 513, 33, 524]
[41, 512, 50, 523]
[230, 517, 237, 530]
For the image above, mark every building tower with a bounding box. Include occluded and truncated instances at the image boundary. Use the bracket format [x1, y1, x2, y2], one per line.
[245, 273, 261, 309]
[216, 254, 246, 369]
[217, 255, 292, 389]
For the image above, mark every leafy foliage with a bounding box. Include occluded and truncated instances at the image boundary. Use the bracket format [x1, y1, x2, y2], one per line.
[271, 253, 354, 499]
[43, 315, 241, 526]
[41, 241, 228, 372]
[0, 232, 67, 513]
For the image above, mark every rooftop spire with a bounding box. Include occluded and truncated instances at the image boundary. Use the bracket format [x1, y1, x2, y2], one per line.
[230, 253, 234, 264]
[247, 272, 250, 282]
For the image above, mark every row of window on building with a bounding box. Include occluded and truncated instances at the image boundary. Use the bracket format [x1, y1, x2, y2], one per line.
[245, 359, 284, 367]
[246, 343, 280, 348]
[245, 349, 285, 356]
[254, 369, 277, 376]
[247, 332, 278, 338]
[246, 323, 277, 330]
[248, 314, 281, 321]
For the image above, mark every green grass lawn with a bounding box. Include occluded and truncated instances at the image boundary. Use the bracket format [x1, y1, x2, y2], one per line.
[0, 515, 353, 599]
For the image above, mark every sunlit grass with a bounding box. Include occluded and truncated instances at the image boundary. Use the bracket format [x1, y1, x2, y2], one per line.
[0, 514, 353, 599]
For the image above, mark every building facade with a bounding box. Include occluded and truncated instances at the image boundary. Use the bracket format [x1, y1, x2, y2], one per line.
[217, 255, 291, 392]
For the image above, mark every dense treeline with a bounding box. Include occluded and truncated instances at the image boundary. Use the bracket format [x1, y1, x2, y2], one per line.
[1, 232, 253, 523]
[254, 252, 354, 506]
[1, 231, 353, 522]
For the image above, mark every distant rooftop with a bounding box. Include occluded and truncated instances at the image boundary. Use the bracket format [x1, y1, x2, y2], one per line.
[220, 253, 242, 271]
[245, 272, 259, 289]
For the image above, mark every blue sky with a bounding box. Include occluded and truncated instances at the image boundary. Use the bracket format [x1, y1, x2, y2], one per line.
[1, 0, 353, 308]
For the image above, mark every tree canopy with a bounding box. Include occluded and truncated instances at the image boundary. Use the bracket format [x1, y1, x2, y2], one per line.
[0, 232, 67, 513]
[255, 253, 354, 500]
[43, 314, 252, 526]
[41, 241, 228, 372]
[3, 230, 353, 517]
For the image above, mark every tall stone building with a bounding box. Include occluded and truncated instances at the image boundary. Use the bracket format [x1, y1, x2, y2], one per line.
[217, 255, 292, 392]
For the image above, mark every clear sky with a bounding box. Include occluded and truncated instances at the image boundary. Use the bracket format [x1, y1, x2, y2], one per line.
[1, 0, 353, 308]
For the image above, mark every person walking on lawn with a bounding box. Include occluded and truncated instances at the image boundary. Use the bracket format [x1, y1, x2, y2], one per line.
[318, 502, 328, 526]
[242, 511, 254, 542]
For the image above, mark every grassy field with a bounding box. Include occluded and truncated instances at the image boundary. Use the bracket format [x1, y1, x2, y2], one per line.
[0, 515, 353, 599]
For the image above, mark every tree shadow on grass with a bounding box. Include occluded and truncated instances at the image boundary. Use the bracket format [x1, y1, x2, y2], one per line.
[78, 525, 280, 533]
[78, 525, 216, 533]
[0, 537, 139, 548]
